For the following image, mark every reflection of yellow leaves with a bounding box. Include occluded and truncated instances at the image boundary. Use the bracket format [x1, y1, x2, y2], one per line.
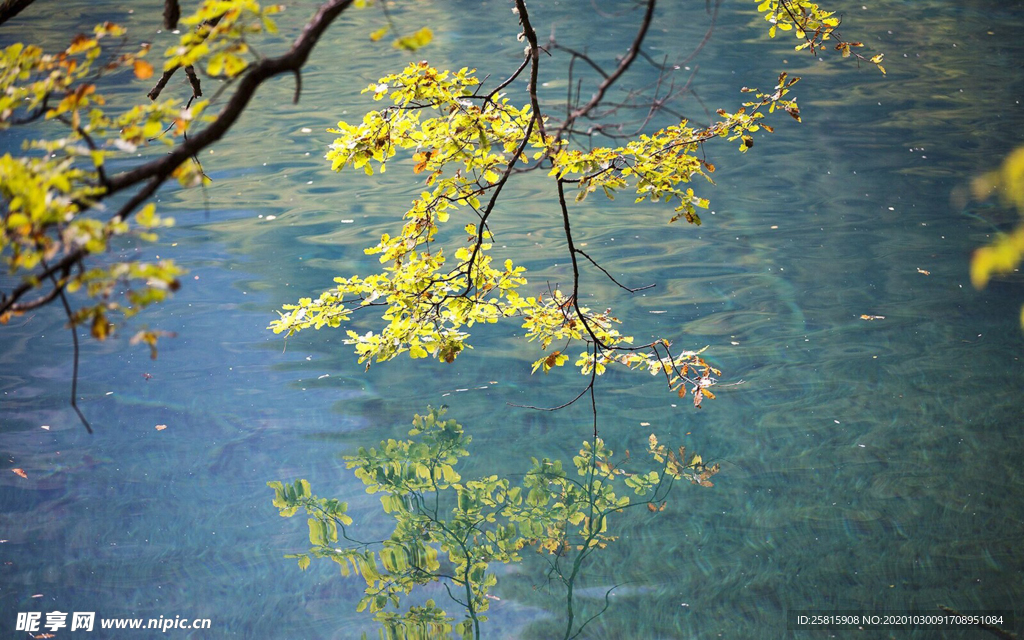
[91, 313, 111, 340]
[971, 226, 1024, 289]
[970, 146, 1024, 329]
[972, 146, 1024, 212]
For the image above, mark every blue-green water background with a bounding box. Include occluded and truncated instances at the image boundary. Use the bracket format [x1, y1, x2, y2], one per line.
[2, 0, 1023, 638]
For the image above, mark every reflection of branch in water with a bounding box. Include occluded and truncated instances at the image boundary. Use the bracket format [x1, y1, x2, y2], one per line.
[269, 406, 719, 639]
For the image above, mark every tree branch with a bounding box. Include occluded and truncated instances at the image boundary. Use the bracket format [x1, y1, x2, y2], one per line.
[0, 0, 36, 26]
[47, 263, 93, 434]
[550, 0, 656, 144]
[513, 0, 547, 142]
[163, 0, 180, 30]
[1, 0, 355, 315]
[575, 248, 655, 293]
[107, 0, 354, 196]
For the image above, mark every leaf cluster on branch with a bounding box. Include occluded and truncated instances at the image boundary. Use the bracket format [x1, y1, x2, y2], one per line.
[0, 0, 882, 429]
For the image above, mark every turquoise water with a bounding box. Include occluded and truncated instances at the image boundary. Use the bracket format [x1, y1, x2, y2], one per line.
[2, 1, 1023, 638]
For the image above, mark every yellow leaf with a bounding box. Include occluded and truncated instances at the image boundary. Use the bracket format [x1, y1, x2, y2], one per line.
[91, 313, 111, 340]
[223, 53, 248, 77]
[134, 59, 154, 80]
[67, 34, 97, 55]
[409, 344, 428, 359]
[394, 27, 433, 51]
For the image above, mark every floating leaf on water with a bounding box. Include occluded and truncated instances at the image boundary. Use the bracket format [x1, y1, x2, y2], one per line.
[859, 314, 885, 320]
[12, 468, 28, 479]
[155, 424, 167, 431]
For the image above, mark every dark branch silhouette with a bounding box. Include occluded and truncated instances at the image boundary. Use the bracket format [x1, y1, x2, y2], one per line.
[163, 0, 180, 30]
[0, 0, 36, 26]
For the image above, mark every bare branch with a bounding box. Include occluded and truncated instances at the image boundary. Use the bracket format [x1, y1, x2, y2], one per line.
[0, 0, 36, 26]
[513, 0, 547, 141]
[551, 0, 656, 143]
[575, 248, 655, 293]
[183, 64, 202, 98]
[163, 0, 180, 30]
[147, 67, 178, 101]
[44, 261, 93, 434]
[485, 54, 529, 101]
[508, 382, 591, 411]
[549, 39, 609, 80]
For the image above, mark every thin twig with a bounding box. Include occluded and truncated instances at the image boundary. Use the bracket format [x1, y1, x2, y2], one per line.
[47, 266, 93, 434]
[550, 0, 657, 144]
[575, 248, 655, 293]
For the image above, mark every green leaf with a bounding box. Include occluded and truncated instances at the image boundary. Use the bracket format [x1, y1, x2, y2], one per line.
[308, 518, 324, 546]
